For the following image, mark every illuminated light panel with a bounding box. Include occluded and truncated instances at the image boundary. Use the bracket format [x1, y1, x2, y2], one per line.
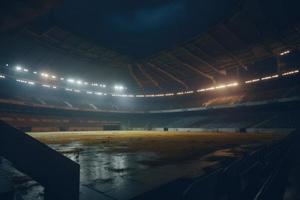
[176, 90, 195, 95]
[145, 94, 155, 97]
[245, 79, 260, 84]
[282, 70, 299, 76]
[165, 93, 174, 96]
[196, 82, 238, 93]
[74, 89, 81, 93]
[280, 50, 290, 56]
[206, 87, 216, 91]
[197, 89, 205, 92]
[16, 79, 27, 84]
[51, 75, 56, 79]
[41, 73, 49, 78]
[65, 88, 72, 91]
[86, 91, 93, 94]
[199, 87, 216, 92]
[113, 94, 128, 97]
[95, 92, 103, 96]
[52, 86, 57, 89]
[28, 81, 35, 85]
[33, 71, 38, 74]
[67, 79, 75, 83]
[98, 84, 106, 88]
[76, 80, 82, 85]
[60, 77, 65, 80]
[226, 82, 239, 87]
[15, 66, 22, 71]
[114, 85, 125, 91]
[154, 94, 165, 97]
[136, 95, 145, 97]
[261, 74, 278, 80]
[215, 85, 226, 89]
[186, 91, 194, 94]
[0, 75, 5, 79]
[42, 84, 50, 88]
[23, 68, 29, 72]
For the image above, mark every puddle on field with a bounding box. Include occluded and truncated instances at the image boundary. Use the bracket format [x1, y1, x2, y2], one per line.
[47, 142, 161, 185]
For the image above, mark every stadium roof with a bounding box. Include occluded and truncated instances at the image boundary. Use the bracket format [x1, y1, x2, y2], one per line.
[1, 0, 300, 93]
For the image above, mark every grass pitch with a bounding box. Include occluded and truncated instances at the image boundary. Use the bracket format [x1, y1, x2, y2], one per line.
[28, 131, 285, 164]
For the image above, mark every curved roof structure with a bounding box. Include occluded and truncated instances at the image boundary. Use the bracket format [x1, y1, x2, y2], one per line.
[1, 0, 300, 93]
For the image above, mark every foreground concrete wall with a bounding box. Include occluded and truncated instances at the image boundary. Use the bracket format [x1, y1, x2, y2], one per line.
[0, 121, 80, 200]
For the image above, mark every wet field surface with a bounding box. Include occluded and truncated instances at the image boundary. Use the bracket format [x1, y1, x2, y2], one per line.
[1, 131, 285, 200]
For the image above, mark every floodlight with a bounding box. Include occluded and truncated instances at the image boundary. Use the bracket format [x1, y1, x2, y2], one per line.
[76, 80, 82, 85]
[114, 85, 125, 91]
[67, 79, 75, 83]
[280, 50, 290, 56]
[41, 73, 49, 78]
[16, 66, 22, 71]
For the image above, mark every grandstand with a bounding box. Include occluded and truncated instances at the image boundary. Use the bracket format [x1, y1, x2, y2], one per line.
[0, 0, 300, 200]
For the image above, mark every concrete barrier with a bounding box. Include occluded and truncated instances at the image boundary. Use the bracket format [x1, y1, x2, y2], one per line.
[0, 121, 80, 200]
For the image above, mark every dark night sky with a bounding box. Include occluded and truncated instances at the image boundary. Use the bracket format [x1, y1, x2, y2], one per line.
[37, 0, 239, 58]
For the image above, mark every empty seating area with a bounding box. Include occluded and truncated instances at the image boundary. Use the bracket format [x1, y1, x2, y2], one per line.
[0, 95, 299, 131]
[0, 76, 299, 112]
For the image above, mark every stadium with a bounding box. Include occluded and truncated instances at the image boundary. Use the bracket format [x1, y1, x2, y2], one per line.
[0, 0, 300, 199]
